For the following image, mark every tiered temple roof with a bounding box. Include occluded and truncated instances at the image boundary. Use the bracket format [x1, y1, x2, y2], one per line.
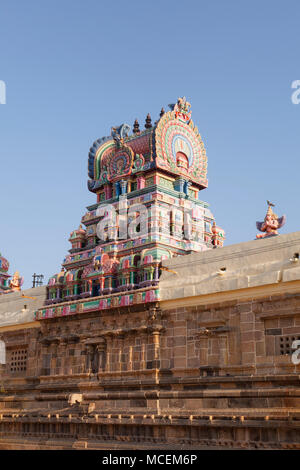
[37, 97, 225, 320]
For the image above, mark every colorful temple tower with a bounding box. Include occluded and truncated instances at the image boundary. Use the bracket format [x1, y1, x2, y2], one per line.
[41, 97, 225, 317]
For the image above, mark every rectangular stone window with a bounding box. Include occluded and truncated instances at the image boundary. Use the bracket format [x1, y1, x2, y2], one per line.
[276, 335, 300, 355]
[9, 348, 27, 373]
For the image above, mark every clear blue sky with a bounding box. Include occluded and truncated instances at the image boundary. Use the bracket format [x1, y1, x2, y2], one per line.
[1, 0, 299, 288]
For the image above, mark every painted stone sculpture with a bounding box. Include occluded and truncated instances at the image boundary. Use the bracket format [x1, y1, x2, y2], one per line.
[0, 253, 11, 294]
[0, 255, 24, 294]
[256, 201, 286, 239]
[9, 271, 24, 292]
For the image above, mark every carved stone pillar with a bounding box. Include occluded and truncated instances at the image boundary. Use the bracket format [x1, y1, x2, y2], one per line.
[128, 344, 133, 372]
[117, 334, 124, 372]
[151, 330, 161, 369]
[140, 333, 147, 370]
[218, 335, 229, 367]
[120, 179, 127, 195]
[105, 336, 113, 373]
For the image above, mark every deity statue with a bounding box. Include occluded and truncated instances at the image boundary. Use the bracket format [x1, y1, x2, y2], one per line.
[111, 123, 131, 146]
[211, 222, 225, 247]
[9, 271, 24, 292]
[173, 97, 192, 122]
[256, 201, 286, 239]
[175, 96, 191, 114]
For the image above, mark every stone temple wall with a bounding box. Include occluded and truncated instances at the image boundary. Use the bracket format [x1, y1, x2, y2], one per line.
[0, 232, 299, 449]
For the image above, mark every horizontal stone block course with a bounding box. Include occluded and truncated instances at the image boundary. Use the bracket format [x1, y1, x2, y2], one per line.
[243, 342, 255, 353]
[265, 328, 282, 335]
[238, 303, 253, 313]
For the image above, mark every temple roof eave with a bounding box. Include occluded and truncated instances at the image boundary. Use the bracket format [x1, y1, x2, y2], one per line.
[35, 285, 160, 320]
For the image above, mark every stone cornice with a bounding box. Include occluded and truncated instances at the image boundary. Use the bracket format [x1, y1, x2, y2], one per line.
[160, 280, 300, 310]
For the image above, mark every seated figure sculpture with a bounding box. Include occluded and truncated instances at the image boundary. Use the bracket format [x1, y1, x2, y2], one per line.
[9, 271, 23, 292]
[256, 201, 286, 239]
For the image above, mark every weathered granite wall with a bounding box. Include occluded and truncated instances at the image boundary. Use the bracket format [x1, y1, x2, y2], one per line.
[0, 233, 299, 449]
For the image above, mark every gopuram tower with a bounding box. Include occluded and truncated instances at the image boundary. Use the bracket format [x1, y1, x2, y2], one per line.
[37, 97, 224, 318]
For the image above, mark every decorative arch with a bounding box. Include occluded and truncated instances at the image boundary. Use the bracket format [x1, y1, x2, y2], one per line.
[65, 271, 75, 283]
[88, 137, 135, 186]
[48, 275, 57, 286]
[154, 109, 208, 188]
[88, 136, 114, 180]
[74, 268, 84, 281]
[120, 255, 132, 270]
[141, 247, 172, 265]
